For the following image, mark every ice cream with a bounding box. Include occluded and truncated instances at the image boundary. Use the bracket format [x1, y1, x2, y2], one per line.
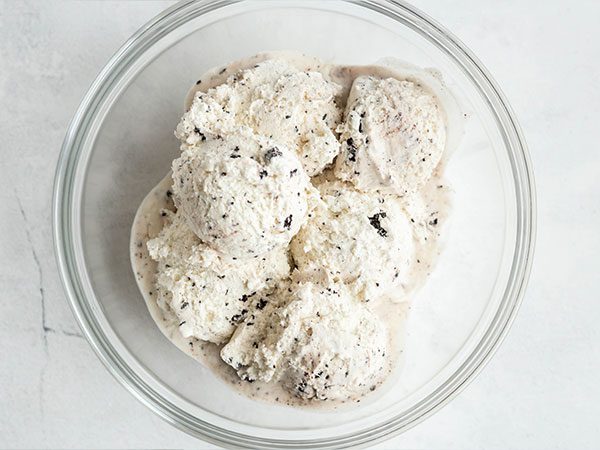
[334, 76, 446, 194]
[171, 128, 314, 260]
[131, 53, 458, 407]
[146, 210, 290, 344]
[221, 281, 388, 400]
[176, 59, 342, 176]
[290, 180, 415, 302]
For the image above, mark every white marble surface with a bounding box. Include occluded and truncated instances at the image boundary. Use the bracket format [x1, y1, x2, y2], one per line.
[1, 0, 599, 448]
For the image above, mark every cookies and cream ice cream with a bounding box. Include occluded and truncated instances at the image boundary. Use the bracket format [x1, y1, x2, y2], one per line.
[221, 281, 388, 400]
[334, 76, 446, 195]
[176, 59, 342, 176]
[171, 128, 314, 260]
[147, 210, 290, 344]
[130, 52, 458, 407]
[290, 180, 415, 302]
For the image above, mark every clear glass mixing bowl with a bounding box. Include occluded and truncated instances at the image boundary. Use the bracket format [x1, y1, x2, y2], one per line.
[53, 1, 535, 447]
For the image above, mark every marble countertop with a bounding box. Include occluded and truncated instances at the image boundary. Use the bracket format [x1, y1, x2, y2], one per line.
[1, 1, 599, 448]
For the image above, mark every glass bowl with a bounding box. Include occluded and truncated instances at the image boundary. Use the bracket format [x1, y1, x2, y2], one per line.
[53, 0, 535, 448]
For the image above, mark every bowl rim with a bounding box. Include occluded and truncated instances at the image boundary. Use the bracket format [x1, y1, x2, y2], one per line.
[53, 0, 536, 447]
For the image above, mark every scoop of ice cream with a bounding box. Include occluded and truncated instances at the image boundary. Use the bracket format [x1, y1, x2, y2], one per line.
[220, 281, 388, 401]
[176, 59, 342, 176]
[290, 180, 415, 302]
[147, 211, 290, 344]
[172, 129, 314, 260]
[334, 75, 446, 194]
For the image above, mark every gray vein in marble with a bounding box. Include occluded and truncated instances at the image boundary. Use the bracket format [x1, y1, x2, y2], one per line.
[14, 190, 49, 349]
[15, 190, 50, 422]
[44, 327, 84, 339]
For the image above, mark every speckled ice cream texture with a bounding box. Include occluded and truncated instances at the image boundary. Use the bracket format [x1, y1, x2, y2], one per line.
[334, 76, 446, 194]
[137, 54, 455, 405]
[175, 59, 343, 176]
[171, 129, 315, 260]
[220, 281, 388, 400]
[146, 211, 290, 344]
[290, 180, 415, 302]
